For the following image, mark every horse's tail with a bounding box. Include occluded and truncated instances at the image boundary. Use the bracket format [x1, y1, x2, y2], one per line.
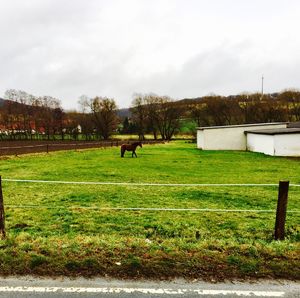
[120, 145, 125, 157]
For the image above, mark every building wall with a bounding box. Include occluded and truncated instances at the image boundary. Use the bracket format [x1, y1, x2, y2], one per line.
[197, 123, 287, 150]
[246, 134, 275, 155]
[247, 133, 300, 156]
[274, 134, 300, 156]
[196, 129, 204, 149]
[201, 127, 247, 150]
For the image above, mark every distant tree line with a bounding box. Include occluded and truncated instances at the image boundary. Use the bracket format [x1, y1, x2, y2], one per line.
[189, 90, 300, 127]
[1, 88, 300, 141]
[124, 90, 300, 139]
[0, 90, 120, 141]
[0, 89, 65, 140]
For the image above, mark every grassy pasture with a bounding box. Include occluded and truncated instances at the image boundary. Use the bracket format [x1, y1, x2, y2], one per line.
[0, 141, 299, 279]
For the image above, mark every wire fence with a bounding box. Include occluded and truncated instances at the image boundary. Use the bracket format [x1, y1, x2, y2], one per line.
[2, 178, 300, 213]
[1, 177, 299, 239]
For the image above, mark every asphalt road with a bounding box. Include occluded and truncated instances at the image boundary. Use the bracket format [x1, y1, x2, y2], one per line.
[0, 277, 299, 298]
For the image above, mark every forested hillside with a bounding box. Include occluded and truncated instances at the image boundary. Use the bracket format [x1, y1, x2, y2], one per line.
[1, 89, 300, 141]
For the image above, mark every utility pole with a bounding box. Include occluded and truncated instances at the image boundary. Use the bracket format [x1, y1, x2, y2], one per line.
[261, 75, 264, 97]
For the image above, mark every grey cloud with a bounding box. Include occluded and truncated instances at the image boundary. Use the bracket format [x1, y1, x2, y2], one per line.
[1, 0, 300, 109]
[132, 43, 300, 100]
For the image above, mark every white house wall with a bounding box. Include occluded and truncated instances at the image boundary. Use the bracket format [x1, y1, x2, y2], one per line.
[203, 127, 247, 150]
[197, 123, 286, 150]
[197, 130, 204, 149]
[274, 134, 300, 156]
[246, 134, 275, 155]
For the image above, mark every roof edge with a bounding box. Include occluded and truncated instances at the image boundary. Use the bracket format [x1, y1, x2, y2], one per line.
[245, 128, 300, 135]
[196, 122, 288, 130]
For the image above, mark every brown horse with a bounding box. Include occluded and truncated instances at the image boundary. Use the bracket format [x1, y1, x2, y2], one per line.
[121, 142, 142, 157]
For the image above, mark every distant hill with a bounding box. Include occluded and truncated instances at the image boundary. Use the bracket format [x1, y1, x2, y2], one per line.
[178, 92, 281, 104]
[177, 97, 203, 104]
[117, 108, 131, 119]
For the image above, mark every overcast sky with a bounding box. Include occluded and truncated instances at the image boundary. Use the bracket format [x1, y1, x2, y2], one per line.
[0, 0, 299, 110]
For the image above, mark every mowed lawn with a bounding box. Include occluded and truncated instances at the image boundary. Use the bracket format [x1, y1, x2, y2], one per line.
[0, 141, 299, 279]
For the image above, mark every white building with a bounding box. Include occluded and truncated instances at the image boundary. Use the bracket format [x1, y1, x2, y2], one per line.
[246, 128, 300, 156]
[197, 123, 287, 150]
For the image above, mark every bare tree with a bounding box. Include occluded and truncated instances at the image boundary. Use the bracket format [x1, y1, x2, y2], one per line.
[4, 89, 35, 139]
[153, 96, 182, 140]
[82, 96, 118, 140]
[3, 90, 63, 140]
[130, 94, 148, 140]
[190, 102, 210, 126]
[131, 93, 183, 140]
[144, 94, 160, 140]
[278, 89, 300, 121]
[35, 96, 62, 140]
[69, 97, 95, 140]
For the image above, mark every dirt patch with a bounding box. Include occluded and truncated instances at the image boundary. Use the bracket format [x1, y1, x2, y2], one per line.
[0, 140, 164, 156]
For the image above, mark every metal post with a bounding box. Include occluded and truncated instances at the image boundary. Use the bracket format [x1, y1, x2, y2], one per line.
[275, 181, 289, 240]
[0, 176, 6, 238]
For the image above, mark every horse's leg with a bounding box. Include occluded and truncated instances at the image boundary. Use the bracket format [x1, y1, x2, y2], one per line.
[121, 148, 125, 157]
[132, 150, 134, 158]
[133, 150, 137, 157]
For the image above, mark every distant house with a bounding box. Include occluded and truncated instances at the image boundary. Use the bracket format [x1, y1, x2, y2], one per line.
[197, 122, 300, 156]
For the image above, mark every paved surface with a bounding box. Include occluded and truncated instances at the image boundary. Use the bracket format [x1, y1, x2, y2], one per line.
[0, 277, 299, 297]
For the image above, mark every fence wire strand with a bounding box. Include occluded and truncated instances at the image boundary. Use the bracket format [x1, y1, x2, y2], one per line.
[3, 178, 300, 187]
[5, 205, 300, 213]
[3, 178, 300, 213]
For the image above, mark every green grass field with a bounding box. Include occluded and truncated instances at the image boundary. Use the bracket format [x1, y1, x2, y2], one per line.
[0, 141, 299, 279]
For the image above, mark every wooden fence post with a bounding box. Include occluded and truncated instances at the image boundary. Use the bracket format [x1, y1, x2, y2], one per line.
[0, 176, 6, 238]
[46, 144, 49, 153]
[274, 181, 289, 240]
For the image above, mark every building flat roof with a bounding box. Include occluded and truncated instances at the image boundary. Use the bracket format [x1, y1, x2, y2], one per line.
[288, 121, 300, 128]
[245, 128, 300, 135]
[196, 122, 287, 130]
